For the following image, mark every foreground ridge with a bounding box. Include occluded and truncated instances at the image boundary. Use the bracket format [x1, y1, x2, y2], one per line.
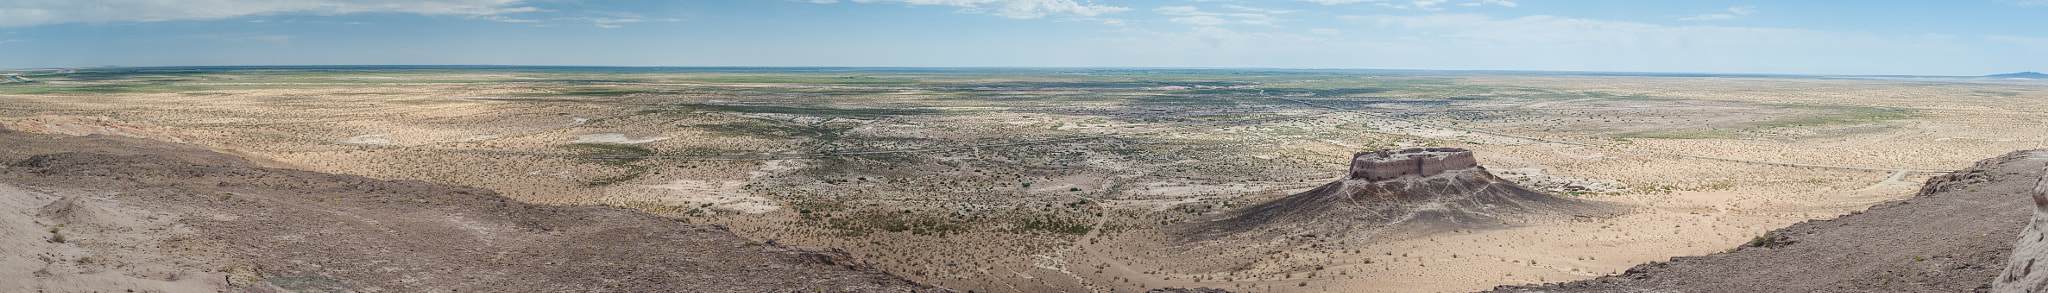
[0, 127, 949, 292]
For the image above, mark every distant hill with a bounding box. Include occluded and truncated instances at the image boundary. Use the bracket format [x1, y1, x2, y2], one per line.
[1986, 72, 2048, 79]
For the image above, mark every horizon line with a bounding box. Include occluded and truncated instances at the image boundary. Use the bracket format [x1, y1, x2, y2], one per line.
[1, 65, 2038, 79]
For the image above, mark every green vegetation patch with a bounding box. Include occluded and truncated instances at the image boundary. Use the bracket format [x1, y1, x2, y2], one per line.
[686, 120, 836, 139]
[1762, 105, 1916, 128]
[1261, 87, 1392, 96]
[1129, 94, 1243, 106]
[676, 103, 938, 117]
[558, 143, 655, 187]
[676, 75, 920, 85]
[1618, 128, 1744, 139]
[1016, 215, 1092, 235]
[0, 83, 187, 95]
[518, 87, 663, 97]
[820, 210, 969, 236]
[559, 143, 655, 157]
[268, 276, 351, 293]
[1972, 90, 2021, 97]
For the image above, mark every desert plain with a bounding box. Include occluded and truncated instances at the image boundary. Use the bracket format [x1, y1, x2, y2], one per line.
[2, 67, 2044, 292]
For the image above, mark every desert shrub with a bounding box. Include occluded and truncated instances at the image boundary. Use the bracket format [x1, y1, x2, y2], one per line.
[1017, 215, 1091, 235]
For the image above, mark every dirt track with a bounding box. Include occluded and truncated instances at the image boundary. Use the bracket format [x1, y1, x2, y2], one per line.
[0, 127, 947, 292]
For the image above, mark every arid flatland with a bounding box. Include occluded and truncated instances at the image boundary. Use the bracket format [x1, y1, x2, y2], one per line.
[3, 67, 2045, 292]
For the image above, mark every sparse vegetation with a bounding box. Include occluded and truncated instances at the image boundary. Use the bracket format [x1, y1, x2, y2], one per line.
[4, 67, 2039, 293]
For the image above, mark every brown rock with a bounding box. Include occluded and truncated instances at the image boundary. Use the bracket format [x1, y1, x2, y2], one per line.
[1349, 147, 1480, 181]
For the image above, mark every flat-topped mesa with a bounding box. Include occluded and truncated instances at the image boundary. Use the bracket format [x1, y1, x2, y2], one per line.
[1348, 147, 1479, 181]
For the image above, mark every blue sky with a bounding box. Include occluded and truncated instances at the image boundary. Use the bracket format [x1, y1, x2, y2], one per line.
[0, 0, 2043, 75]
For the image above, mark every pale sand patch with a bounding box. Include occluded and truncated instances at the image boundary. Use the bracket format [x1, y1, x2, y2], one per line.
[754, 159, 805, 177]
[569, 133, 671, 144]
[524, 170, 576, 180]
[345, 133, 392, 144]
[609, 160, 801, 214]
[635, 179, 780, 214]
[1495, 167, 1631, 195]
[456, 135, 500, 142]
[5, 115, 189, 143]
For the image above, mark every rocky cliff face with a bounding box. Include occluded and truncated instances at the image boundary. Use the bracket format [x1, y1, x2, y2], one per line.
[1348, 147, 1478, 181]
[1993, 162, 2048, 292]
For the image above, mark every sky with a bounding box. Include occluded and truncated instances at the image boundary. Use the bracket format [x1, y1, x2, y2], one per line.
[0, 0, 2043, 75]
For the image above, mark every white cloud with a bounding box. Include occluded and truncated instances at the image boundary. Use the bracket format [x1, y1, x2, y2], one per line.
[1154, 6, 1278, 26]
[1155, 6, 1209, 15]
[1310, 28, 1342, 35]
[1296, 0, 1513, 8]
[186, 34, 298, 43]
[471, 15, 538, 23]
[1404, 0, 1449, 11]
[1231, 13, 1277, 26]
[1296, 0, 1381, 4]
[549, 11, 681, 28]
[1171, 16, 1231, 26]
[2012, 0, 2048, 7]
[832, 0, 1130, 19]
[1678, 5, 1756, 21]
[1221, 4, 1296, 14]
[1677, 14, 1738, 21]
[0, 0, 537, 27]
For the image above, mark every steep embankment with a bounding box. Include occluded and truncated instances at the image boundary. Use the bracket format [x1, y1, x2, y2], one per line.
[1491, 149, 2046, 292]
[0, 126, 947, 292]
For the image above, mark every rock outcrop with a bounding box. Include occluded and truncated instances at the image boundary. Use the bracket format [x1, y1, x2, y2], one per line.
[1349, 147, 1478, 181]
[1994, 162, 2048, 292]
[1174, 148, 1615, 252]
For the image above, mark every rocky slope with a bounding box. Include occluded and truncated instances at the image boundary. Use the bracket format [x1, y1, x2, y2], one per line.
[0, 126, 947, 292]
[1490, 149, 2047, 293]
